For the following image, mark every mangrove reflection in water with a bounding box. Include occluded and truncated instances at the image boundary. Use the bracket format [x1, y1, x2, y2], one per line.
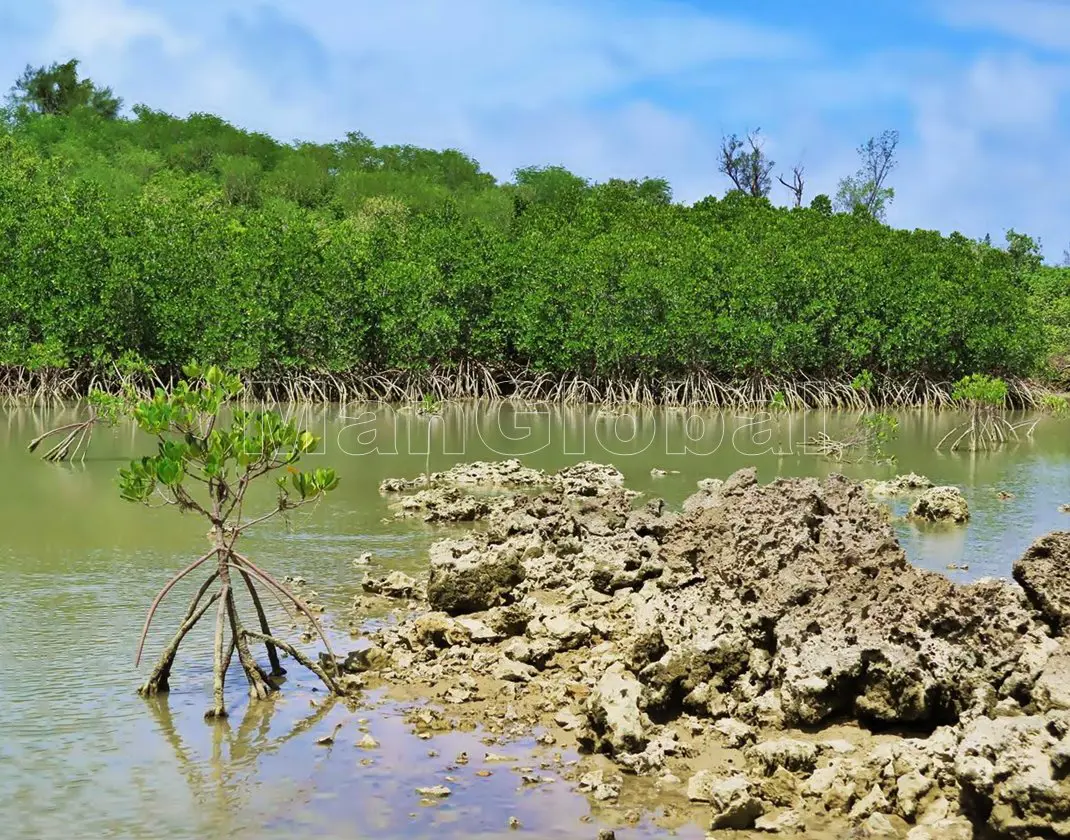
[0, 404, 1067, 839]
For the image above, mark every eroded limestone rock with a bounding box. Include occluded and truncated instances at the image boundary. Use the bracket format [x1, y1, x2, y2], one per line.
[908, 486, 970, 523]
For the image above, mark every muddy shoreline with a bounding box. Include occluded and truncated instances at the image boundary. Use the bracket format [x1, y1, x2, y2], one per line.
[330, 460, 1070, 838]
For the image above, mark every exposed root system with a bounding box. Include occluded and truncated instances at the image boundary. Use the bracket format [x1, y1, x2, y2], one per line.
[1, 362, 1057, 409]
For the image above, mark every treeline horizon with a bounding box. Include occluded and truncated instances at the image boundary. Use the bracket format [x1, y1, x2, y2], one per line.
[1, 60, 1068, 393]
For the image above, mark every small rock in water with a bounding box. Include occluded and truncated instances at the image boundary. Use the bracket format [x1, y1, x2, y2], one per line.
[357, 734, 379, 749]
[415, 785, 451, 798]
[597, 831, 616, 840]
[362, 570, 417, 598]
[1059, 503, 1070, 513]
[508, 816, 521, 830]
[867, 473, 933, 497]
[353, 552, 373, 566]
[908, 486, 969, 523]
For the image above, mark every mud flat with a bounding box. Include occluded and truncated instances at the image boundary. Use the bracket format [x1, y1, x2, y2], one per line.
[339, 462, 1070, 838]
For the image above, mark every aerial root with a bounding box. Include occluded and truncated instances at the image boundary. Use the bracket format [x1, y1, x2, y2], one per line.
[9, 362, 1059, 409]
[236, 568, 285, 677]
[138, 587, 220, 696]
[229, 552, 338, 678]
[225, 588, 275, 701]
[205, 584, 230, 720]
[135, 549, 218, 668]
[241, 629, 341, 694]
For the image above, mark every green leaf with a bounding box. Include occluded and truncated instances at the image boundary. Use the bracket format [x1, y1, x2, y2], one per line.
[205, 365, 223, 386]
[155, 458, 183, 485]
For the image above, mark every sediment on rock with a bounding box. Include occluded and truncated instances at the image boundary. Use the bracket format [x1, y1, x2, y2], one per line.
[908, 486, 970, 523]
[351, 462, 1070, 838]
[865, 473, 934, 498]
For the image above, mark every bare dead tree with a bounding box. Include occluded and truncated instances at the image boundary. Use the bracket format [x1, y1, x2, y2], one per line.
[719, 128, 774, 198]
[836, 129, 899, 219]
[777, 164, 805, 208]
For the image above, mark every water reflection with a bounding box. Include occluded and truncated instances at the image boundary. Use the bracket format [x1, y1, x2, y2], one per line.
[145, 693, 341, 810]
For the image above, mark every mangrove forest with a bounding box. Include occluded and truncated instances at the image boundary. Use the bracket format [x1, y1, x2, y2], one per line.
[1, 62, 1068, 403]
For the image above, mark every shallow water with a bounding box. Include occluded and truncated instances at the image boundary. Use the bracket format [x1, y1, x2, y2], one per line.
[1, 403, 1067, 839]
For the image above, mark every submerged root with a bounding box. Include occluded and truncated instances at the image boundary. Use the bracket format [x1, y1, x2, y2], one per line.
[205, 585, 230, 721]
[136, 552, 335, 719]
[241, 629, 341, 694]
[138, 588, 220, 696]
[225, 588, 275, 701]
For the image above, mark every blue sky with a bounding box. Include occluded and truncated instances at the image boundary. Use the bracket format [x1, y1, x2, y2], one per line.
[2, 0, 1069, 260]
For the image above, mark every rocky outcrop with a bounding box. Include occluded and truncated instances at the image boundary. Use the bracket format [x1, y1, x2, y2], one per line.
[379, 458, 547, 493]
[353, 463, 1070, 838]
[658, 473, 1028, 728]
[955, 712, 1070, 837]
[379, 458, 633, 501]
[687, 772, 764, 829]
[1013, 532, 1070, 633]
[426, 538, 525, 615]
[908, 486, 970, 523]
[581, 664, 649, 755]
[361, 570, 418, 598]
[387, 487, 508, 522]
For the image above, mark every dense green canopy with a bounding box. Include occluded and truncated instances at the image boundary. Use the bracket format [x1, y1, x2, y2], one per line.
[0, 101, 1066, 386]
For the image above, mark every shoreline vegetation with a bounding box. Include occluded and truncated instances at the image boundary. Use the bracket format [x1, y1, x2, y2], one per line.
[1, 363, 1066, 409]
[2, 65, 1070, 406]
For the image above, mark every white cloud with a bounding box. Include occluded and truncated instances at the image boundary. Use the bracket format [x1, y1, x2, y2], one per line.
[942, 0, 1070, 52]
[2, 0, 1070, 258]
[889, 51, 1070, 251]
[44, 0, 192, 59]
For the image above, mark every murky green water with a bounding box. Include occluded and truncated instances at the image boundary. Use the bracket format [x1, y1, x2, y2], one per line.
[1, 403, 1067, 840]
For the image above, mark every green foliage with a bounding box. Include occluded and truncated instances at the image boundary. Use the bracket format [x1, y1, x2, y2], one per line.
[851, 370, 876, 392]
[1028, 265, 1070, 384]
[0, 99, 1060, 387]
[809, 194, 832, 216]
[860, 411, 899, 463]
[951, 374, 1008, 406]
[8, 59, 122, 119]
[1041, 394, 1069, 417]
[109, 364, 338, 509]
[835, 130, 898, 221]
[419, 393, 442, 416]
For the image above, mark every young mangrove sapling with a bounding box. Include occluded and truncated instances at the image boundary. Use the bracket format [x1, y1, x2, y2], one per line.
[38, 364, 344, 718]
[936, 374, 1036, 451]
